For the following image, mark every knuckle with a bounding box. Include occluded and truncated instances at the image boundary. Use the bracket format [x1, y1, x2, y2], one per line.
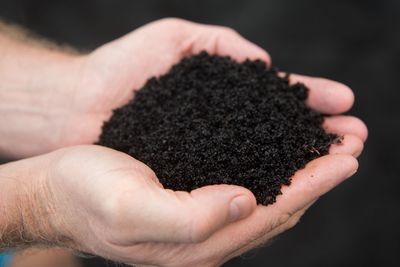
[274, 207, 307, 231]
[217, 26, 239, 36]
[132, 159, 158, 182]
[158, 17, 188, 28]
[184, 209, 214, 243]
[286, 214, 302, 230]
[273, 212, 292, 229]
[101, 187, 138, 227]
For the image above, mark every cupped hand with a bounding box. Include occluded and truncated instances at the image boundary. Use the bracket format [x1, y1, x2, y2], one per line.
[43, 145, 256, 266]
[42, 144, 357, 267]
[28, 18, 368, 266]
[59, 18, 272, 147]
[61, 18, 367, 148]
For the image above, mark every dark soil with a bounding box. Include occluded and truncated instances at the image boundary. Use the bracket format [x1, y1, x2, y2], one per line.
[98, 52, 338, 205]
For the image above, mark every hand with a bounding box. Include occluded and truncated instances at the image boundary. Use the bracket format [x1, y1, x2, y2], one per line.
[59, 19, 365, 265]
[2, 18, 272, 158]
[56, 18, 273, 151]
[33, 145, 257, 266]
[68, 18, 369, 150]
[40, 134, 365, 267]
[2, 140, 365, 266]
[1, 18, 368, 266]
[3, 18, 367, 158]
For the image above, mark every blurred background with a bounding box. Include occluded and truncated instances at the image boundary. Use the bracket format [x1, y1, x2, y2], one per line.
[0, 0, 399, 266]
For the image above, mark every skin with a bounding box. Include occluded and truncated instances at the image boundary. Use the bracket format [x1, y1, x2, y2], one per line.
[0, 18, 368, 266]
[9, 248, 82, 267]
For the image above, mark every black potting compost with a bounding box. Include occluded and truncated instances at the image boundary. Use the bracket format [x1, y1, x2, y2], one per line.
[98, 51, 338, 205]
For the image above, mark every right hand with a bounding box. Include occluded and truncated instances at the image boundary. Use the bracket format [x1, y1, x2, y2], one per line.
[32, 139, 363, 267]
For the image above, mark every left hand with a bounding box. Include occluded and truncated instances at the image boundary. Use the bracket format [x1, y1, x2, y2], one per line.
[56, 18, 273, 153]
[3, 18, 366, 158]
[11, 145, 359, 267]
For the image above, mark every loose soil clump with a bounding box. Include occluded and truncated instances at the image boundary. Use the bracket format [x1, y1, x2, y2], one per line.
[98, 52, 338, 205]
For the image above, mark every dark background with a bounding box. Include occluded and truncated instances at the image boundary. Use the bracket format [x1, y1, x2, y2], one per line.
[1, 0, 399, 266]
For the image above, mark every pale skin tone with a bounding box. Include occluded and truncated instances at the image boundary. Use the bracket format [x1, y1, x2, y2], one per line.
[0, 18, 368, 266]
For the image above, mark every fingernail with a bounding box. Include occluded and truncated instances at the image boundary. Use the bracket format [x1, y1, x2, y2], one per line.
[229, 195, 254, 223]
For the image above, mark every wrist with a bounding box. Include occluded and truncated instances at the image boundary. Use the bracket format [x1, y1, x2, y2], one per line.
[0, 153, 74, 251]
[0, 37, 87, 158]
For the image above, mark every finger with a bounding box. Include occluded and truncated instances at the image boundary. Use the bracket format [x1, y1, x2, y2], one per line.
[177, 155, 357, 264]
[219, 203, 312, 265]
[260, 200, 315, 241]
[289, 74, 354, 114]
[189, 23, 271, 63]
[218, 155, 357, 243]
[271, 154, 358, 216]
[212, 29, 271, 62]
[329, 134, 364, 157]
[187, 155, 357, 264]
[176, 155, 357, 262]
[324, 115, 368, 142]
[134, 184, 257, 243]
[192, 200, 315, 267]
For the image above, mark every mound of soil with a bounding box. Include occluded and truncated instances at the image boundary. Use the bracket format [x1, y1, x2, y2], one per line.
[98, 52, 338, 205]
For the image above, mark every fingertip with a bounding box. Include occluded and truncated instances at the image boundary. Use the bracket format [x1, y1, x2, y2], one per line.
[301, 154, 358, 191]
[290, 75, 355, 114]
[348, 116, 368, 142]
[229, 194, 257, 223]
[198, 25, 271, 64]
[329, 134, 364, 157]
[183, 184, 257, 242]
[270, 154, 358, 216]
[192, 184, 257, 209]
[336, 154, 359, 180]
[194, 184, 257, 224]
[318, 153, 359, 179]
[327, 81, 355, 114]
[239, 41, 271, 63]
[313, 80, 354, 114]
[216, 35, 271, 64]
[341, 83, 355, 111]
[324, 115, 369, 142]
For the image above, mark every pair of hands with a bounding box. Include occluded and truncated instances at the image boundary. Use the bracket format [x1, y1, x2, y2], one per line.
[6, 18, 367, 266]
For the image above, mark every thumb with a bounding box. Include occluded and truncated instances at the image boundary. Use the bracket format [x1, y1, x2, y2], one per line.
[136, 184, 257, 243]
